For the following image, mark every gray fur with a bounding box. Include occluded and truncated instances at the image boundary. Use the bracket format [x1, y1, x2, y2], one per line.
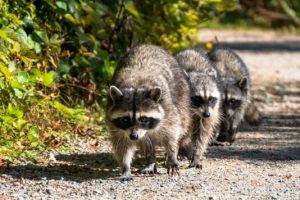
[207, 47, 261, 144]
[106, 44, 190, 180]
[175, 48, 222, 168]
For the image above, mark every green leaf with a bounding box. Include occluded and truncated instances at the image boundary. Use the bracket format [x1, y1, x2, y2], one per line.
[55, 1, 67, 11]
[64, 14, 78, 24]
[49, 71, 58, 81]
[16, 71, 29, 83]
[11, 80, 24, 90]
[35, 31, 49, 43]
[28, 34, 42, 53]
[28, 126, 39, 143]
[0, 63, 11, 78]
[57, 63, 70, 74]
[13, 119, 28, 130]
[1, 116, 14, 123]
[12, 88, 24, 98]
[41, 73, 53, 86]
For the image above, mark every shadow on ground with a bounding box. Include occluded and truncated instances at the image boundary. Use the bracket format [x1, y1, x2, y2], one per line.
[196, 41, 300, 52]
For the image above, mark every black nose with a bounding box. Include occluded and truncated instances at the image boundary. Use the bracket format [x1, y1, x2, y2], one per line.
[130, 134, 139, 140]
[203, 112, 210, 118]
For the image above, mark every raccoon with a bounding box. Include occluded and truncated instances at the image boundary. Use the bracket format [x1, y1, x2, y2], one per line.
[207, 47, 261, 144]
[106, 44, 190, 180]
[175, 49, 222, 168]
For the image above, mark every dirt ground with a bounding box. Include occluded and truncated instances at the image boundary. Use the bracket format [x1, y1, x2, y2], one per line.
[0, 29, 300, 199]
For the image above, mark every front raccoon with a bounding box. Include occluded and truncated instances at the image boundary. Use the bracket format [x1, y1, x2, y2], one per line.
[207, 47, 261, 143]
[106, 44, 190, 180]
[175, 49, 222, 168]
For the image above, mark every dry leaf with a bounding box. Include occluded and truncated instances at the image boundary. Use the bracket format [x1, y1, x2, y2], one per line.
[0, 152, 4, 160]
[286, 174, 292, 179]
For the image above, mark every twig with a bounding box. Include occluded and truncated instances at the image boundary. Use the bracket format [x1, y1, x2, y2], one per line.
[62, 83, 104, 97]
[108, 0, 125, 52]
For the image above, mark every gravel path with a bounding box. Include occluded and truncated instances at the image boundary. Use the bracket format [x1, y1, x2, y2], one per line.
[1, 29, 300, 199]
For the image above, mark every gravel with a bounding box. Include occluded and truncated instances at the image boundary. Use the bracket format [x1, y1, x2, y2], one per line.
[1, 29, 300, 199]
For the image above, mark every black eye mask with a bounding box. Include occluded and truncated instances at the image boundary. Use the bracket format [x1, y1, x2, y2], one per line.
[191, 96, 204, 108]
[228, 99, 242, 110]
[113, 117, 132, 130]
[138, 117, 160, 130]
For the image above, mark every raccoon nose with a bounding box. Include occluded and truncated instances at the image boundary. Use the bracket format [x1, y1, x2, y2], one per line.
[203, 112, 210, 118]
[130, 134, 139, 140]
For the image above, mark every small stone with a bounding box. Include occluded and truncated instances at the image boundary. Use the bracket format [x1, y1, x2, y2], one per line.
[160, 184, 164, 187]
[99, 179, 106, 183]
[271, 197, 278, 200]
[46, 187, 55, 195]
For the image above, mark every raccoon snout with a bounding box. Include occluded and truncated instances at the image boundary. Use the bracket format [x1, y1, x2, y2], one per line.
[203, 112, 210, 118]
[130, 133, 139, 140]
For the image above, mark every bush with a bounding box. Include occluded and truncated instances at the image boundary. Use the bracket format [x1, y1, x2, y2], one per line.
[0, 0, 233, 162]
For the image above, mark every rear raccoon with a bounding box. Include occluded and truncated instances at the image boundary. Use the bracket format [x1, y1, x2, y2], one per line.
[207, 47, 261, 143]
[175, 49, 222, 168]
[106, 44, 190, 180]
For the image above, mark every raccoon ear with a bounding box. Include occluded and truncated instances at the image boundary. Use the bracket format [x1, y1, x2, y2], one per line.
[237, 76, 248, 91]
[110, 86, 123, 101]
[150, 87, 162, 102]
[206, 68, 217, 80]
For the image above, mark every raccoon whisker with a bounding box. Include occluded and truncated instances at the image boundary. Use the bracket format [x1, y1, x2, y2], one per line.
[143, 134, 153, 156]
[199, 118, 207, 132]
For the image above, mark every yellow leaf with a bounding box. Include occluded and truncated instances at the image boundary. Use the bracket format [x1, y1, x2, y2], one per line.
[172, 43, 179, 48]
[206, 42, 213, 49]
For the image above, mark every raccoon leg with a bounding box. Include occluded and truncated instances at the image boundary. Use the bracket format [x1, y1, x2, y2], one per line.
[227, 112, 243, 144]
[190, 125, 212, 169]
[138, 140, 157, 174]
[216, 120, 228, 142]
[162, 134, 180, 175]
[112, 140, 135, 181]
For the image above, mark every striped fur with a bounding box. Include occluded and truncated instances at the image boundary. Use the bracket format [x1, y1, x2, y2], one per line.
[106, 44, 190, 180]
[175, 48, 223, 168]
[208, 47, 261, 144]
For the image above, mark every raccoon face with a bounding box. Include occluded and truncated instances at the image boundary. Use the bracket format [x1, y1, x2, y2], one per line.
[108, 86, 164, 140]
[189, 70, 220, 118]
[223, 76, 248, 118]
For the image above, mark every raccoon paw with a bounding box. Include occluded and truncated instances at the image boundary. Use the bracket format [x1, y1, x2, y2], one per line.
[189, 160, 203, 169]
[209, 140, 225, 146]
[216, 133, 227, 142]
[119, 175, 133, 181]
[166, 164, 180, 176]
[138, 163, 157, 174]
[119, 172, 133, 181]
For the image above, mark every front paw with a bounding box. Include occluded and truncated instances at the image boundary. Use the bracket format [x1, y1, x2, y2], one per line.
[138, 163, 157, 174]
[165, 159, 179, 175]
[119, 172, 133, 181]
[189, 155, 203, 169]
[189, 159, 203, 169]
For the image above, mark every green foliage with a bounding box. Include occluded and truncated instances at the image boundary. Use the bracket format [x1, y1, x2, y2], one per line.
[0, 0, 234, 162]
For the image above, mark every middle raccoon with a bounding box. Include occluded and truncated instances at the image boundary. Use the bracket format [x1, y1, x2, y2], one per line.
[175, 49, 222, 168]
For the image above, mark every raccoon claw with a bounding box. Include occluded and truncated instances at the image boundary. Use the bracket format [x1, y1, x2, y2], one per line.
[120, 175, 133, 181]
[166, 164, 180, 176]
[209, 140, 225, 146]
[189, 159, 203, 169]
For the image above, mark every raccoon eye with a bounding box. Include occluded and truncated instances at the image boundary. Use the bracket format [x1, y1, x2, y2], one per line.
[121, 117, 130, 123]
[229, 99, 236, 104]
[139, 117, 149, 123]
[208, 97, 214, 102]
[191, 96, 203, 107]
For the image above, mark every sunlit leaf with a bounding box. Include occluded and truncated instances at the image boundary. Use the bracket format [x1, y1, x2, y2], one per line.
[42, 73, 53, 86]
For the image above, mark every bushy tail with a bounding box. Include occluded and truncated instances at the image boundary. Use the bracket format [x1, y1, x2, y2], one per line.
[244, 103, 262, 126]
